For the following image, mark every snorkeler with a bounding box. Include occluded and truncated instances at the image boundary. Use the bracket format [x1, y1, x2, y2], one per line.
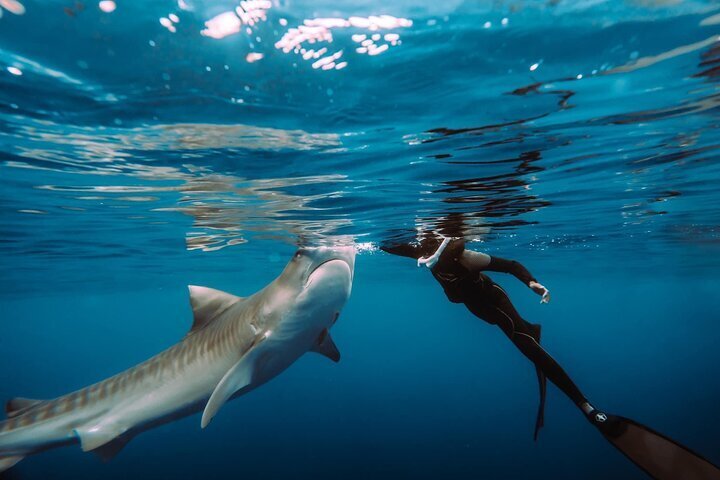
[382, 235, 720, 480]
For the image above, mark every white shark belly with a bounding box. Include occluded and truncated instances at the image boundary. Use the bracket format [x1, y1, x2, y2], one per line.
[249, 324, 320, 388]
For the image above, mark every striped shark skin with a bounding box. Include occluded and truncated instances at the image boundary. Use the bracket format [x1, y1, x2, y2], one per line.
[0, 246, 355, 472]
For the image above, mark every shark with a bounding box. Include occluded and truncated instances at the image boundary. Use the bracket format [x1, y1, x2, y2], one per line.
[0, 246, 355, 473]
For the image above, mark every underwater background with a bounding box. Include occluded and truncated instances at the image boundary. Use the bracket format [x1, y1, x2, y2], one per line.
[2, 0, 720, 478]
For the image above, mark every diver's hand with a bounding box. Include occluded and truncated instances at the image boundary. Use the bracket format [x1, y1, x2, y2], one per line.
[541, 290, 551, 304]
[529, 281, 551, 304]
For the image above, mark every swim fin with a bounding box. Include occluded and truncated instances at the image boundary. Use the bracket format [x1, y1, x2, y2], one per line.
[583, 404, 720, 480]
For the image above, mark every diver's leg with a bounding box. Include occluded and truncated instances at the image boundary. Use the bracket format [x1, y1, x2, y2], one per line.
[464, 281, 549, 439]
[470, 282, 720, 478]
[485, 283, 589, 407]
[471, 285, 548, 440]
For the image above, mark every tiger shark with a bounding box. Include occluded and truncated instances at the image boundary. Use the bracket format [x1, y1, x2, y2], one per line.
[0, 246, 355, 472]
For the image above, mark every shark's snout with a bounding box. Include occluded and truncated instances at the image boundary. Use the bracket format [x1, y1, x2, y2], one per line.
[299, 246, 355, 308]
[297, 246, 355, 281]
[305, 258, 352, 290]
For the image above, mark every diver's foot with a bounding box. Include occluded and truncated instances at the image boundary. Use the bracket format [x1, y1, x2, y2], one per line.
[581, 403, 626, 438]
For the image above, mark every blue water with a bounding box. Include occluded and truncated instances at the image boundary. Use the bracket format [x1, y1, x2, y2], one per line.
[2, 1, 720, 478]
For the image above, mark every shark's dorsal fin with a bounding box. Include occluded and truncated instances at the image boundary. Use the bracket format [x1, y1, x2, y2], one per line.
[201, 332, 269, 429]
[5, 397, 44, 418]
[311, 329, 341, 363]
[188, 286, 242, 334]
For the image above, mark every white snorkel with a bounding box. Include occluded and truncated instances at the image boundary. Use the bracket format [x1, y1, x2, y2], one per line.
[417, 234, 451, 269]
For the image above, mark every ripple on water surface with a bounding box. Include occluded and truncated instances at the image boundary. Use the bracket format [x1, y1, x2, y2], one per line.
[1, 1, 720, 291]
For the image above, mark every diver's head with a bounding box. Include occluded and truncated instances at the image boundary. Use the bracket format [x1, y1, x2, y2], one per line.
[444, 237, 466, 257]
[418, 233, 465, 257]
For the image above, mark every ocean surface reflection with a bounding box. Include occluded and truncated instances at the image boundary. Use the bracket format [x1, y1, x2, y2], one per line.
[1, 0, 720, 291]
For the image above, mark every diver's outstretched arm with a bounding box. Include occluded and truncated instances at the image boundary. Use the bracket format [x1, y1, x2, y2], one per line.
[380, 243, 424, 259]
[482, 255, 536, 284]
[462, 252, 551, 302]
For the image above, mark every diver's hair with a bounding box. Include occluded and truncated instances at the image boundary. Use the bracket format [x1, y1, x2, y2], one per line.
[444, 237, 466, 257]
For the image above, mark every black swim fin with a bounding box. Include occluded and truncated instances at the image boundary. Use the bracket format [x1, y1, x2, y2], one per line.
[583, 404, 720, 480]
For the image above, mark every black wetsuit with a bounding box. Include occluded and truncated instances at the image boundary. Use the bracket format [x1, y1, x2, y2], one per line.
[383, 240, 588, 438]
[431, 249, 587, 409]
[383, 240, 720, 478]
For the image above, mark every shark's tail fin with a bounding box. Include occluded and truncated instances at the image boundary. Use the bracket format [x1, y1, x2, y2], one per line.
[0, 455, 24, 474]
[584, 406, 720, 480]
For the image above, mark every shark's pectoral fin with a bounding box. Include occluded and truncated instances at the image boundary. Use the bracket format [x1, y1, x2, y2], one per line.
[5, 397, 45, 418]
[74, 421, 129, 453]
[201, 333, 268, 429]
[188, 286, 244, 335]
[311, 329, 340, 363]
